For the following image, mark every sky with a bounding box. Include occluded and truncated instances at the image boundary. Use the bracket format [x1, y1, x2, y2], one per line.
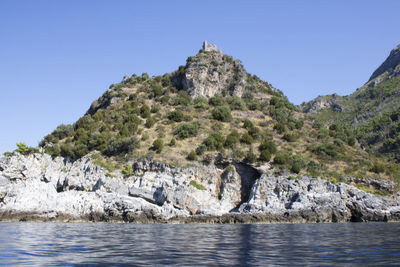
[1, 0, 400, 153]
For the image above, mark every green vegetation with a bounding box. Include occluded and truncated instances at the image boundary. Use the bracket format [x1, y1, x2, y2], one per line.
[189, 180, 206, 190]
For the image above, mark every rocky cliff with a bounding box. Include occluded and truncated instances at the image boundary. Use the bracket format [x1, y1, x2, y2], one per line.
[1, 153, 399, 223]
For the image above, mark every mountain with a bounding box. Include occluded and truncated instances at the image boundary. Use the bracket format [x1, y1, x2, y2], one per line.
[301, 44, 400, 162]
[1, 41, 399, 223]
[34, 41, 394, 184]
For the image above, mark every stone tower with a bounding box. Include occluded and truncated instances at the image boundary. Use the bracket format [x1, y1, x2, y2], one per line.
[202, 40, 219, 52]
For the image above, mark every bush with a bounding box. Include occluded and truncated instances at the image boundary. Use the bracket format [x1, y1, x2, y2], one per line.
[104, 136, 140, 156]
[60, 143, 75, 158]
[140, 104, 151, 118]
[347, 136, 356, 146]
[122, 163, 134, 176]
[167, 110, 185, 122]
[283, 133, 297, 142]
[259, 140, 277, 154]
[259, 149, 271, 162]
[313, 143, 337, 158]
[203, 132, 225, 151]
[194, 97, 209, 110]
[370, 162, 385, 174]
[229, 97, 245, 110]
[189, 180, 206, 190]
[224, 130, 240, 148]
[175, 123, 199, 139]
[244, 150, 257, 163]
[248, 126, 260, 140]
[151, 104, 161, 113]
[212, 106, 232, 122]
[15, 142, 29, 155]
[274, 123, 286, 134]
[196, 144, 207, 155]
[145, 117, 156, 128]
[240, 133, 254, 144]
[274, 152, 290, 165]
[187, 151, 197, 161]
[243, 119, 254, 129]
[291, 163, 301, 174]
[169, 138, 176, 146]
[209, 95, 224, 106]
[152, 138, 164, 153]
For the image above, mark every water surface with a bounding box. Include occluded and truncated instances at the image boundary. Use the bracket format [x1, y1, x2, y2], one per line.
[0, 222, 399, 266]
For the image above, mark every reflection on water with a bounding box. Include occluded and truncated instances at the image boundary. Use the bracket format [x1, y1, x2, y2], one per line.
[0, 222, 399, 266]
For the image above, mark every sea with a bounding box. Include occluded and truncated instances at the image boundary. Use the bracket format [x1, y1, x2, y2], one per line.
[0, 222, 399, 266]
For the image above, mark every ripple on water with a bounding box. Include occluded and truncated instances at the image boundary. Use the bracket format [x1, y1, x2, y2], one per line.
[0, 222, 399, 266]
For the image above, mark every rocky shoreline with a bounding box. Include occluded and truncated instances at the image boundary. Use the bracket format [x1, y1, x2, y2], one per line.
[1, 153, 399, 224]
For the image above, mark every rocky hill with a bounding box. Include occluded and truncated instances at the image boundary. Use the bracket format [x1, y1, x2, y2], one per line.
[302, 44, 400, 159]
[1, 41, 400, 223]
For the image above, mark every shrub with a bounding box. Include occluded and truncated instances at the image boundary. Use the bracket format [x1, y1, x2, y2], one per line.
[212, 106, 232, 122]
[259, 140, 277, 154]
[73, 143, 89, 158]
[313, 143, 337, 158]
[189, 180, 206, 190]
[224, 130, 240, 148]
[151, 83, 164, 97]
[334, 138, 344, 147]
[104, 136, 140, 156]
[229, 97, 245, 110]
[243, 119, 254, 129]
[145, 117, 156, 128]
[244, 150, 257, 163]
[274, 123, 286, 134]
[291, 163, 301, 174]
[122, 163, 134, 176]
[167, 110, 185, 122]
[169, 138, 176, 146]
[370, 162, 385, 174]
[196, 144, 207, 155]
[151, 104, 161, 113]
[240, 133, 254, 144]
[175, 123, 199, 139]
[203, 132, 225, 151]
[283, 133, 297, 142]
[248, 126, 260, 140]
[187, 151, 197, 161]
[347, 136, 356, 146]
[15, 142, 29, 155]
[60, 143, 75, 158]
[259, 149, 271, 162]
[295, 120, 304, 130]
[152, 138, 164, 153]
[194, 97, 209, 109]
[140, 104, 151, 118]
[274, 152, 290, 165]
[209, 95, 224, 106]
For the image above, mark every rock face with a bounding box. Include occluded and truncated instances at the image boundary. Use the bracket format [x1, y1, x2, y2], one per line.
[369, 44, 400, 82]
[0, 153, 399, 223]
[172, 42, 248, 98]
[300, 94, 343, 113]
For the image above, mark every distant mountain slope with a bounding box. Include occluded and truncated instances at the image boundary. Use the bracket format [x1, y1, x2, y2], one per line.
[302, 44, 400, 157]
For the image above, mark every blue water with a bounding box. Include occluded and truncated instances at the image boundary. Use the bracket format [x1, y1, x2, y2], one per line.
[0, 222, 399, 266]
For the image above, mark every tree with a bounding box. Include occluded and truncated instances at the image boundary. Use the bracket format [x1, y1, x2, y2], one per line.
[15, 142, 29, 155]
[152, 138, 164, 153]
[212, 106, 232, 122]
[122, 163, 134, 176]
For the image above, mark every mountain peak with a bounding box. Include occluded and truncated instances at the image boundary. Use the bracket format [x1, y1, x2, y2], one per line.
[369, 44, 400, 82]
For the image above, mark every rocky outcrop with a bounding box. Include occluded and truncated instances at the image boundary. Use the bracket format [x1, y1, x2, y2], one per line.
[300, 94, 343, 113]
[0, 153, 399, 223]
[172, 43, 248, 98]
[369, 44, 400, 82]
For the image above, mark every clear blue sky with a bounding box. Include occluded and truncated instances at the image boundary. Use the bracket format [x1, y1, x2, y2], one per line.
[1, 0, 400, 153]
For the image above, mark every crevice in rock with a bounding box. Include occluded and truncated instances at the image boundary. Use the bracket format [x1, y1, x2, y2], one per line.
[231, 162, 262, 211]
